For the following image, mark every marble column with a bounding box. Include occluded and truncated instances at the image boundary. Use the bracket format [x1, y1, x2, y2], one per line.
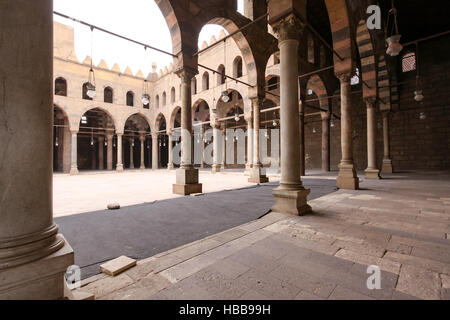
[221, 128, 227, 170]
[168, 132, 174, 170]
[381, 111, 394, 174]
[98, 136, 105, 170]
[248, 98, 269, 183]
[173, 69, 202, 195]
[200, 127, 205, 169]
[299, 97, 306, 176]
[116, 133, 124, 172]
[245, 114, 253, 175]
[140, 135, 146, 169]
[106, 134, 113, 170]
[212, 125, 221, 173]
[152, 134, 159, 170]
[0, 0, 73, 299]
[70, 131, 79, 175]
[129, 138, 135, 169]
[365, 99, 381, 179]
[336, 74, 359, 189]
[271, 15, 311, 215]
[321, 111, 331, 172]
[62, 125, 72, 173]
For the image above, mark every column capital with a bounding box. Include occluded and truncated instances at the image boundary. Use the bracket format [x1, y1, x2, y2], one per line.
[139, 135, 146, 142]
[320, 111, 331, 121]
[336, 73, 352, 83]
[176, 67, 198, 83]
[98, 135, 105, 142]
[364, 97, 377, 108]
[152, 133, 159, 140]
[272, 14, 305, 42]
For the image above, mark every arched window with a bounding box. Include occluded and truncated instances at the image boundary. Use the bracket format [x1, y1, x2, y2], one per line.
[233, 56, 243, 78]
[307, 34, 315, 64]
[104, 87, 113, 103]
[202, 72, 209, 91]
[156, 95, 160, 108]
[402, 52, 417, 73]
[170, 87, 176, 103]
[191, 78, 197, 95]
[267, 77, 278, 91]
[55, 77, 67, 96]
[162, 92, 167, 106]
[217, 65, 226, 86]
[126, 91, 134, 107]
[82, 82, 92, 100]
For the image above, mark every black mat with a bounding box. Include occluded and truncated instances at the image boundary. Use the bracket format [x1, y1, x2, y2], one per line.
[56, 179, 337, 279]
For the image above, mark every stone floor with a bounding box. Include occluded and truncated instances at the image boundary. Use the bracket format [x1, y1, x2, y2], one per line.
[75, 171, 450, 300]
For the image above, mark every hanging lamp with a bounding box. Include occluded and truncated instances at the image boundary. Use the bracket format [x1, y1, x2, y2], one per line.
[221, 38, 230, 103]
[86, 27, 97, 98]
[385, 0, 403, 57]
[142, 46, 151, 106]
[414, 42, 424, 102]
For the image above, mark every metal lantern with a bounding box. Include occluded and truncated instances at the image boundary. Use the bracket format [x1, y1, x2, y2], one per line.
[221, 91, 230, 103]
[386, 35, 403, 57]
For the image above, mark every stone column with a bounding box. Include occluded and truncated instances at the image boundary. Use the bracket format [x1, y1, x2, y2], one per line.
[116, 133, 124, 172]
[221, 128, 227, 170]
[173, 69, 202, 195]
[321, 111, 330, 172]
[140, 135, 146, 169]
[365, 99, 381, 179]
[62, 125, 71, 173]
[336, 75, 359, 189]
[212, 125, 221, 173]
[168, 131, 174, 170]
[152, 134, 158, 170]
[248, 98, 269, 183]
[245, 114, 253, 175]
[271, 14, 311, 215]
[200, 127, 205, 168]
[129, 137, 135, 169]
[0, 0, 73, 299]
[299, 97, 306, 176]
[106, 134, 113, 170]
[70, 131, 79, 175]
[381, 111, 393, 173]
[98, 136, 105, 170]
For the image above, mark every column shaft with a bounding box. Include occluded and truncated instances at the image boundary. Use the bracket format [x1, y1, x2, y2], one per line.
[212, 126, 221, 173]
[152, 135, 159, 170]
[321, 112, 330, 172]
[106, 134, 113, 170]
[168, 133, 174, 170]
[140, 136, 145, 169]
[365, 100, 380, 179]
[116, 134, 124, 171]
[381, 112, 394, 173]
[70, 132, 79, 175]
[98, 136, 104, 170]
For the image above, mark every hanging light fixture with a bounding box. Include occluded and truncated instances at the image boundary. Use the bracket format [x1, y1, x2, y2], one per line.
[105, 138, 108, 147]
[385, 0, 403, 57]
[221, 38, 229, 103]
[141, 47, 150, 106]
[86, 27, 97, 98]
[90, 129, 94, 146]
[313, 128, 317, 134]
[221, 91, 230, 103]
[234, 104, 240, 122]
[272, 112, 277, 127]
[419, 112, 426, 120]
[414, 42, 424, 102]
[55, 135, 59, 147]
[330, 120, 335, 128]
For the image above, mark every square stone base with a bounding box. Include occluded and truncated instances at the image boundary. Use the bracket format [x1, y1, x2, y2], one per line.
[116, 165, 124, 172]
[173, 183, 203, 196]
[0, 235, 74, 300]
[381, 159, 393, 174]
[365, 168, 381, 180]
[211, 165, 221, 174]
[248, 167, 269, 184]
[272, 188, 312, 216]
[69, 167, 79, 175]
[337, 163, 359, 190]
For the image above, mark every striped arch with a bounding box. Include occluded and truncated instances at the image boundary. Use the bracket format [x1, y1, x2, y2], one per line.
[377, 55, 391, 111]
[324, 0, 354, 75]
[170, 106, 182, 130]
[356, 20, 377, 98]
[306, 75, 330, 111]
[155, 113, 167, 132]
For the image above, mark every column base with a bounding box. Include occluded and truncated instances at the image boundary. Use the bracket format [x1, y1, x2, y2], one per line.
[244, 164, 252, 176]
[272, 187, 312, 216]
[365, 168, 381, 179]
[248, 167, 269, 184]
[337, 163, 359, 190]
[0, 235, 74, 300]
[167, 164, 174, 170]
[173, 168, 203, 195]
[381, 159, 393, 174]
[116, 165, 124, 172]
[212, 164, 221, 174]
[69, 167, 78, 175]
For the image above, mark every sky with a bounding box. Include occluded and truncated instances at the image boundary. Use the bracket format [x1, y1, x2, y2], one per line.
[53, 0, 244, 76]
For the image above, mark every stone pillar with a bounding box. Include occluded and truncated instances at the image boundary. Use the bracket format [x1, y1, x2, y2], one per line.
[62, 125, 71, 173]
[140, 135, 146, 169]
[299, 98, 306, 176]
[91, 141, 96, 170]
[212, 125, 221, 173]
[70, 131, 79, 175]
[245, 114, 253, 175]
[200, 127, 205, 169]
[152, 134, 158, 170]
[221, 128, 227, 170]
[321, 111, 330, 172]
[365, 99, 381, 179]
[98, 136, 105, 170]
[381, 111, 393, 174]
[0, 0, 73, 299]
[249, 98, 269, 183]
[173, 69, 202, 195]
[116, 133, 124, 172]
[168, 131, 174, 170]
[106, 134, 113, 170]
[336, 75, 359, 189]
[129, 137, 135, 169]
[271, 14, 311, 215]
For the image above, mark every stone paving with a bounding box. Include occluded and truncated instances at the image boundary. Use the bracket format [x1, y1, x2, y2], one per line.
[75, 172, 450, 300]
